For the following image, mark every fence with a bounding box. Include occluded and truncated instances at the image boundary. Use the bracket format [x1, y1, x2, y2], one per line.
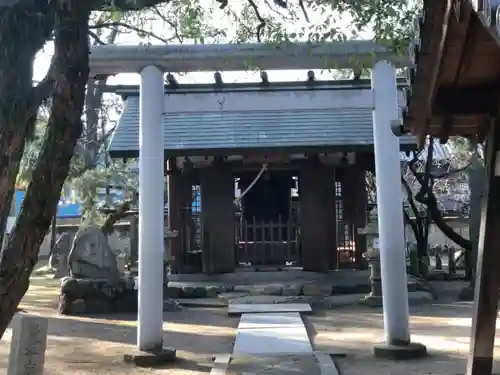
[236, 215, 300, 266]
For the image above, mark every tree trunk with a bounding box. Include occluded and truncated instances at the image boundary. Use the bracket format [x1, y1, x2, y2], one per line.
[0, 0, 90, 338]
[467, 155, 485, 281]
[0, 5, 55, 245]
[411, 168, 472, 250]
[82, 27, 118, 168]
[426, 196, 471, 250]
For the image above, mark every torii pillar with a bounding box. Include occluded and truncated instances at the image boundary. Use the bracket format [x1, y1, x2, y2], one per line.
[370, 61, 426, 359]
[136, 65, 173, 358]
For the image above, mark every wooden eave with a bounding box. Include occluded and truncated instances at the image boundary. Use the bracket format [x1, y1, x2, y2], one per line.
[404, 0, 500, 144]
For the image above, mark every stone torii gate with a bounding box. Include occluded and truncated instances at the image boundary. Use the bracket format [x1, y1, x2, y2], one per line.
[89, 41, 422, 357]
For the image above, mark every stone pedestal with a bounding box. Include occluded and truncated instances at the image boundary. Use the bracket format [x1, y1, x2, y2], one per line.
[359, 216, 382, 306]
[373, 342, 427, 360]
[364, 250, 383, 307]
[123, 348, 176, 367]
[8, 314, 48, 375]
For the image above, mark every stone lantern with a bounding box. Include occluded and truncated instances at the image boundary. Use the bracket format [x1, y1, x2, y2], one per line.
[358, 206, 382, 306]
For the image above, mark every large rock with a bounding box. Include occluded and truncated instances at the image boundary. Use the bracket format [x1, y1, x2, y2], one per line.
[234, 284, 283, 296]
[164, 282, 228, 298]
[67, 225, 120, 281]
[319, 294, 366, 308]
[229, 295, 306, 305]
[331, 281, 370, 295]
[408, 291, 433, 305]
[181, 285, 206, 298]
[281, 283, 303, 296]
[218, 292, 249, 302]
[58, 276, 137, 315]
[302, 283, 333, 297]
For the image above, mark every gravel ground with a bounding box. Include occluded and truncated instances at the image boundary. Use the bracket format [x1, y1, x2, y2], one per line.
[1, 273, 498, 375]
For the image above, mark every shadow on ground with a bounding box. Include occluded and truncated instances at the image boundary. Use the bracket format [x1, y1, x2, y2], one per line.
[309, 302, 500, 375]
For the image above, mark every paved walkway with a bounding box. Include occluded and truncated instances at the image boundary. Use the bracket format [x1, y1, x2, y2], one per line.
[212, 303, 339, 374]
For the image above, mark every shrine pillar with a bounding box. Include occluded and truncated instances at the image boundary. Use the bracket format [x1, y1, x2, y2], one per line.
[466, 124, 500, 375]
[200, 165, 235, 273]
[299, 160, 335, 271]
[137, 65, 165, 351]
[167, 158, 192, 274]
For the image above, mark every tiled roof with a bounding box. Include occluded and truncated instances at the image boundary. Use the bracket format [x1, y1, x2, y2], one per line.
[108, 81, 416, 157]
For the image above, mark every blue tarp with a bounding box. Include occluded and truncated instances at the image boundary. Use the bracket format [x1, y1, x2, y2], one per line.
[15, 191, 82, 218]
[14, 188, 202, 218]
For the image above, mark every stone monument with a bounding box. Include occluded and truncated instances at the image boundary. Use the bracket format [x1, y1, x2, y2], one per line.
[59, 224, 178, 316]
[7, 313, 48, 375]
[59, 225, 139, 315]
[67, 225, 120, 282]
[50, 232, 71, 279]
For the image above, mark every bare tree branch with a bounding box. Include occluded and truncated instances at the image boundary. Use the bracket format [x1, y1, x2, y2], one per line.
[407, 148, 471, 250]
[90, 21, 174, 44]
[401, 174, 425, 251]
[151, 5, 183, 43]
[247, 0, 266, 42]
[88, 30, 106, 45]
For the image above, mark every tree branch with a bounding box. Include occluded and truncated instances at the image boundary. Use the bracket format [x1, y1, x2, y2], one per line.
[101, 200, 131, 235]
[88, 30, 106, 45]
[91, 0, 169, 11]
[151, 5, 183, 43]
[409, 154, 472, 250]
[401, 175, 424, 246]
[90, 21, 173, 44]
[247, 0, 266, 42]
[403, 207, 419, 243]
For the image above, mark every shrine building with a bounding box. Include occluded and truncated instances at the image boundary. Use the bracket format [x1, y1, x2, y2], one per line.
[91, 41, 414, 351]
[108, 76, 414, 274]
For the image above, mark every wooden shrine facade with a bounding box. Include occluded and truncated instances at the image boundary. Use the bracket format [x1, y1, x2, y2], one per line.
[164, 158, 371, 274]
[109, 77, 414, 274]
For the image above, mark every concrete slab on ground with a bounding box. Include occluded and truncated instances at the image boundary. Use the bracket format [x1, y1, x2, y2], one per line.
[233, 312, 313, 356]
[176, 298, 228, 308]
[228, 303, 312, 316]
[218, 353, 338, 375]
[227, 355, 320, 374]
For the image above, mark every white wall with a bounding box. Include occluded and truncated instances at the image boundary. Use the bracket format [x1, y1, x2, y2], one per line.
[164, 87, 406, 113]
[405, 219, 469, 248]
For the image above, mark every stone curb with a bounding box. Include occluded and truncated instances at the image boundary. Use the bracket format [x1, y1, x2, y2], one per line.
[165, 280, 428, 299]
